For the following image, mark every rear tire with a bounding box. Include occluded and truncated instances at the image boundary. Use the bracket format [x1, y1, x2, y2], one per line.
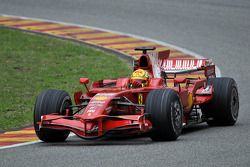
[34, 89, 72, 142]
[145, 89, 183, 141]
[201, 78, 239, 126]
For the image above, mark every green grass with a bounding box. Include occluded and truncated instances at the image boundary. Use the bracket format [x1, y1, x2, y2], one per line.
[0, 27, 131, 131]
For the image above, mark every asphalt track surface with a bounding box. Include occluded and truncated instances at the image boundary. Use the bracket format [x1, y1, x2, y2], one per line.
[0, 0, 250, 166]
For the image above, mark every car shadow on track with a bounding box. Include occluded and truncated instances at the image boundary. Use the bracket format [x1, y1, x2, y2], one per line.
[41, 136, 153, 147]
[40, 124, 214, 147]
[181, 123, 210, 135]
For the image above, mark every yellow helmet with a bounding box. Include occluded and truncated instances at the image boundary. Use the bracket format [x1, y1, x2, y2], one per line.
[130, 69, 149, 88]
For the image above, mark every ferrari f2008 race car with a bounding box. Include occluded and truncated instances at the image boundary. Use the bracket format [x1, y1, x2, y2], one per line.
[34, 47, 239, 142]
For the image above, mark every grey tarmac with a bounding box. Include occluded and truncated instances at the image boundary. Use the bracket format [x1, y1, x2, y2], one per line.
[0, 0, 250, 166]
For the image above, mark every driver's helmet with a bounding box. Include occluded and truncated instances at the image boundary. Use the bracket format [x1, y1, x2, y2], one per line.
[130, 69, 149, 88]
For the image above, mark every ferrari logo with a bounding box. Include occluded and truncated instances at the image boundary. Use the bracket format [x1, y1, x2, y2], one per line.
[138, 93, 143, 104]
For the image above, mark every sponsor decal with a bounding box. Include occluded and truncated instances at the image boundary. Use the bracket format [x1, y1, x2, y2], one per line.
[161, 59, 205, 70]
[96, 93, 115, 96]
[90, 100, 105, 104]
[94, 96, 108, 100]
[88, 103, 104, 107]
[87, 109, 96, 113]
[86, 106, 97, 113]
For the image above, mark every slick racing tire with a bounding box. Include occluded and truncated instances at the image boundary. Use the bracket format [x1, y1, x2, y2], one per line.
[34, 89, 72, 142]
[201, 78, 239, 126]
[145, 89, 183, 141]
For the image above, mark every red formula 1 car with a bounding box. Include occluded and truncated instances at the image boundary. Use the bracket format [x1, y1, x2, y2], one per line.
[34, 47, 239, 142]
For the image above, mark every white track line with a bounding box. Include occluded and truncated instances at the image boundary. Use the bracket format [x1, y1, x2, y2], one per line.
[0, 14, 221, 149]
[0, 133, 75, 150]
[0, 141, 42, 150]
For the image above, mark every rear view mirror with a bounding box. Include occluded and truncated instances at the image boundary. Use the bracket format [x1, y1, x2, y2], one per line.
[80, 78, 89, 84]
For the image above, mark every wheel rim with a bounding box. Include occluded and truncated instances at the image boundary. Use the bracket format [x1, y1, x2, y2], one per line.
[172, 101, 182, 130]
[231, 88, 239, 120]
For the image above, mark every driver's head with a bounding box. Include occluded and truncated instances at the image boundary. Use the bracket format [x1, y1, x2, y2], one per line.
[130, 69, 149, 88]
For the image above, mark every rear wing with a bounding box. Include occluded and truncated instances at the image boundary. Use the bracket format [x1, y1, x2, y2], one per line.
[160, 59, 216, 78]
[133, 47, 216, 78]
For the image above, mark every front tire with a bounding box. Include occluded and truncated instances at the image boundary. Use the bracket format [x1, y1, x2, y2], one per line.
[34, 89, 72, 142]
[145, 89, 183, 141]
[201, 78, 239, 126]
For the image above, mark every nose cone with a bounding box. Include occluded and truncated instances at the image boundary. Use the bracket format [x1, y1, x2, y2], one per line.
[83, 93, 116, 118]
